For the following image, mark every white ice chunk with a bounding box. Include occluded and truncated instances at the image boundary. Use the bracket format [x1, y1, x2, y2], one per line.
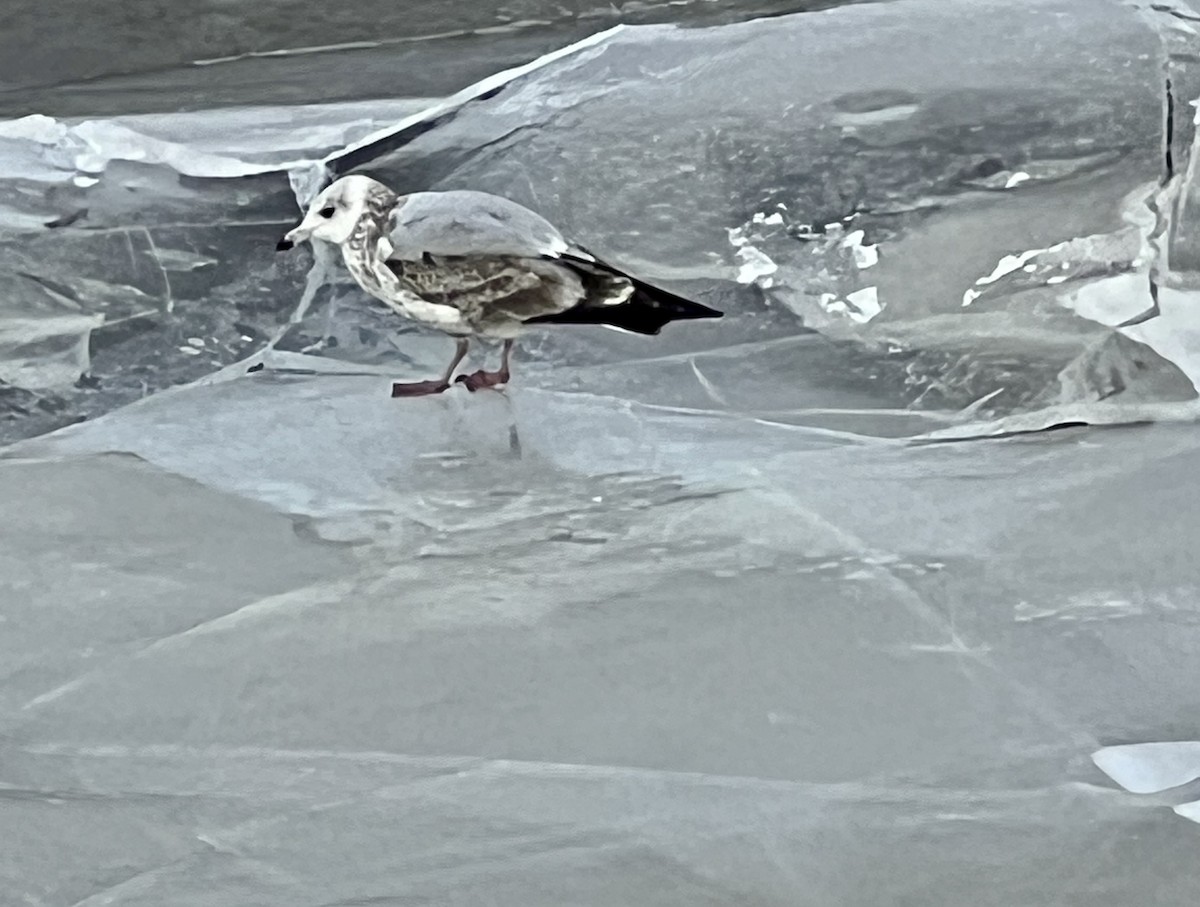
[0, 98, 440, 190]
[71, 121, 266, 179]
[841, 229, 879, 268]
[973, 241, 1070, 289]
[845, 286, 883, 323]
[734, 245, 778, 284]
[1060, 273, 1148, 327]
[1174, 801, 1200, 824]
[853, 244, 879, 269]
[0, 114, 70, 145]
[820, 287, 883, 324]
[832, 103, 919, 127]
[1123, 287, 1200, 391]
[975, 249, 1043, 285]
[1092, 741, 1200, 794]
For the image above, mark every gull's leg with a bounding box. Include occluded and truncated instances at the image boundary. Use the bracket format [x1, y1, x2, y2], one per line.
[456, 339, 513, 392]
[391, 337, 470, 398]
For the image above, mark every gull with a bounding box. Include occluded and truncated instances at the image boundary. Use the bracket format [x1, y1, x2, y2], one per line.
[277, 174, 722, 396]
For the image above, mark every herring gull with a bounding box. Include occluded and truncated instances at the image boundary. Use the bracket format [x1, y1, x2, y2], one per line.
[276, 174, 722, 396]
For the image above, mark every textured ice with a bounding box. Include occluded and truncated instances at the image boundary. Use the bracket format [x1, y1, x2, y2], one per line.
[0, 101, 432, 185]
[7, 0, 1200, 904]
[0, 0, 838, 117]
[293, 0, 1200, 432]
[3, 0, 1200, 440]
[10, 378, 1200, 903]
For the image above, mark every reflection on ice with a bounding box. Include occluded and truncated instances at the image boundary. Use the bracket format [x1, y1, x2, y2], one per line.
[10, 365, 1200, 900]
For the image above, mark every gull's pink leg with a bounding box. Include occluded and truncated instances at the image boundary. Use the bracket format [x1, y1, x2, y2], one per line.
[391, 338, 470, 398]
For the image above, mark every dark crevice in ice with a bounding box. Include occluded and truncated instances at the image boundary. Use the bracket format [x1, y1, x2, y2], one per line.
[329, 110, 460, 178]
[1164, 76, 1176, 181]
[907, 417, 1165, 445]
[1136, 71, 1175, 331]
[1152, 2, 1200, 21]
[1119, 281, 1162, 329]
[44, 209, 88, 230]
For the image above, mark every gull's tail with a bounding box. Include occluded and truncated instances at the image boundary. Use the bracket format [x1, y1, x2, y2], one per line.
[527, 253, 723, 335]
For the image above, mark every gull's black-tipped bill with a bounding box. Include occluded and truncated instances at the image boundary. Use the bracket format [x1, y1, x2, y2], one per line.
[276, 238, 294, 252]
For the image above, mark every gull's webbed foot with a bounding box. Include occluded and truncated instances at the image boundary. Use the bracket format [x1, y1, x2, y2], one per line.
[455, 339, 513, 392]
[454, 368, 510, 392]
[391, 379, 452, 398]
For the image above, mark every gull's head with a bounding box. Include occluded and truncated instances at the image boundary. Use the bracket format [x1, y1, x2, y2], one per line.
[277, 174, 393, 250]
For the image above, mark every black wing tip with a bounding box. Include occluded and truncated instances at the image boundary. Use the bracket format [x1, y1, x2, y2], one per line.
[633, 286, 723, 321]
[558, 253, 724, 319]
[526, 296, 721, 335]
[677, 300, 724, 319]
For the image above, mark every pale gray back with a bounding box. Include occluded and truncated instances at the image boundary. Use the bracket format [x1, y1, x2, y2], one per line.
[386, 190, 571, 261]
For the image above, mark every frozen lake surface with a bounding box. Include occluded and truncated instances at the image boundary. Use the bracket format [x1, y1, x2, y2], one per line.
[3, 0, 1200, 903]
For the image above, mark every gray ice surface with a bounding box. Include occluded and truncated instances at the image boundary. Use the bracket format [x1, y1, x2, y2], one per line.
[4, 0, 1200, 903]
[0, 0, 866, 118]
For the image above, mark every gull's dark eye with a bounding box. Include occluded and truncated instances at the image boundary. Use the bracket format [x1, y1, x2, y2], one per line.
[318, 206, 336, 219]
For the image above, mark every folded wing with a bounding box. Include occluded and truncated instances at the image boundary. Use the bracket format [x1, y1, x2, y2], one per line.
[384, 190, 722, 336]
[384, 255, 583, 335]
[387, 190, 577, 260]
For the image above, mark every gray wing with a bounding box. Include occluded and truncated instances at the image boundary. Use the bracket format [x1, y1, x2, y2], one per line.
[385, 190, 578, 261]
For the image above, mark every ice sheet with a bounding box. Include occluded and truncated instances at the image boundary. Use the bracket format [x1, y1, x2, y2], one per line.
[0, 0, 849, 116]
[309, 0, 1197, 432]
[6, 0, 1200, 903]
[9, 376, 1200, 902]
[3, 0, 1200, 443]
